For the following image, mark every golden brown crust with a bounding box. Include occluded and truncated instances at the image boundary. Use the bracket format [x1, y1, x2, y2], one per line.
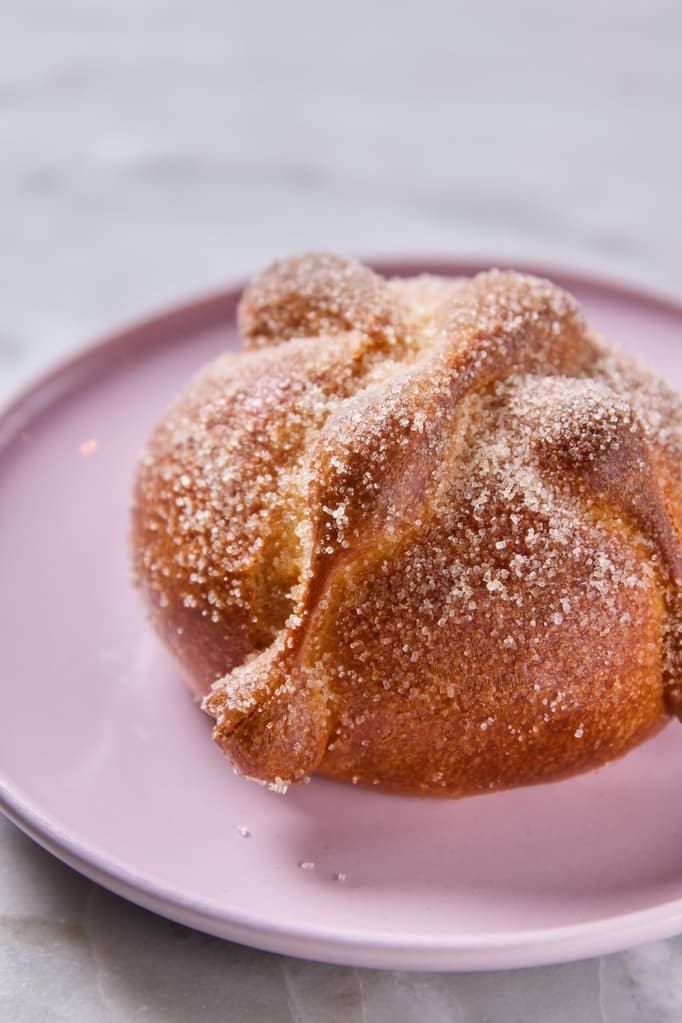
[131, 253, 682, 796]
[237, 252, 403, 350]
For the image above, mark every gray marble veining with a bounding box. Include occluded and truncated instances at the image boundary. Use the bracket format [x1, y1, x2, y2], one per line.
[2, 1, 681, 1019]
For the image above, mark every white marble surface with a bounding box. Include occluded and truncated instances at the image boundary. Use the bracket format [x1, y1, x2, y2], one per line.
[2, 1, 682, 1019]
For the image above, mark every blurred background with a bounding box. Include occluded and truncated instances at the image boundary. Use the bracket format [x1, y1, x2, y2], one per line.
[2, 2, 682, 1020]
[2, 0, 681, 395]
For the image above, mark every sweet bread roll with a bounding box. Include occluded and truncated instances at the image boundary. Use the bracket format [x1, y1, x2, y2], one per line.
[132, 253, 682, 797]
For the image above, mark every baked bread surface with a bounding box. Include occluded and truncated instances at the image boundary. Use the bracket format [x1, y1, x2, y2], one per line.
[132, 254, 682, 796]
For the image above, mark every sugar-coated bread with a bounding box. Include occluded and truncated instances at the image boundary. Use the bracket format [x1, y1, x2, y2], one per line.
[131, 254, 682, 796]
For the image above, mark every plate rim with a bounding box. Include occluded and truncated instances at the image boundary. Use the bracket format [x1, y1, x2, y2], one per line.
[1, 256, 682, 971]
[4, 775, 682, 971]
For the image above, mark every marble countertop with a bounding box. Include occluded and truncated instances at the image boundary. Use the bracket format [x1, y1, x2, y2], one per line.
[2, 1, 681, 1019]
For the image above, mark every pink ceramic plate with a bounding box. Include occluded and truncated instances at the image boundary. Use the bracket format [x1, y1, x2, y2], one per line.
[1, 261, 682, 972]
